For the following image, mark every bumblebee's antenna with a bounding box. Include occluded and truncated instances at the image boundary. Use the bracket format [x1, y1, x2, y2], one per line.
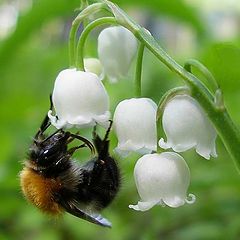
[35, 94, 53, 138]
[49, 94, 53, 109]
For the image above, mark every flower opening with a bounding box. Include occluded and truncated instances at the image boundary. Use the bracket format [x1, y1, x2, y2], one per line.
[129, 152, 195, 211]
[159, 95, 217, 159]
[113, 98, 157, 157]
[48, 68, 110, 129]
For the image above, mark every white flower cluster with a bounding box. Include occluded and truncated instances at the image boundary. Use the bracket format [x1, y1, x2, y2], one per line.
[126, 95, 217, 210]
[49, 26, 217, 212]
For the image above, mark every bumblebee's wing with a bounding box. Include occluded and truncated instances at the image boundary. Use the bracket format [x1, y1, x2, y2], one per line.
[57, 198, 112, 228]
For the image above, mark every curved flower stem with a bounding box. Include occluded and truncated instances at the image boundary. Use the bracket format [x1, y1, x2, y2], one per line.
[184, 59, 219, 93]
[134, 43, 144, 97]
[80, 0, 89, 28]
[76, 17, 117, 70]
[156, 86, 190, 152]
[102, 0, 240, 172]
[68, 3, 106, 68]
[156, 86, 191, 121]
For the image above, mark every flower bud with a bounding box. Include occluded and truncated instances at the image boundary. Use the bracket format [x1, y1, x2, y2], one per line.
[159, 95, 217, 159]
[48, 68, 110, 129]
[84, 58, 104, 80]
[113, 98, 157, 157]
[129, 152, 195, 211]
[98, 26, 138, 83]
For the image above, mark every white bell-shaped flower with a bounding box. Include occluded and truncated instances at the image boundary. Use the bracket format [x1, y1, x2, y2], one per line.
[48, 68, 110, 129]
[98, 26, 138, 83]
[159, 95, 217, 159]
[113, 98, 157, 157]
[84, 58, 104, 80]
[129, 152, 195, 211]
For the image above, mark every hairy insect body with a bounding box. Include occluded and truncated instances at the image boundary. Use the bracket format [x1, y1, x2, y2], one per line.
[20, 167, 62, 214]
[20, 113, 120, 227]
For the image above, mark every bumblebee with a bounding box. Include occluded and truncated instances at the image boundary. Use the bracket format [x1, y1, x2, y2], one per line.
[20, 110, 120, 228]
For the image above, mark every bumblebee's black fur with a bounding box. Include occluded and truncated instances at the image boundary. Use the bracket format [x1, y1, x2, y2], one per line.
[27, 108, 120, 227]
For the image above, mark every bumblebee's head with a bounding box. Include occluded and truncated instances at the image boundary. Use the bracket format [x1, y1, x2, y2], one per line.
[29, 130, 69, 168]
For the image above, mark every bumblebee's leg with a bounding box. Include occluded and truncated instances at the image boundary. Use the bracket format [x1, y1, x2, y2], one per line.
[92, 120, 112, 154]
[89, 123, 120, 207]
[68, 144, 86, 156]
[92, 121, 112, 143]
[67, 131, 80, 143]
[69, 133, 95, 153]
[39, 129, 61, 144]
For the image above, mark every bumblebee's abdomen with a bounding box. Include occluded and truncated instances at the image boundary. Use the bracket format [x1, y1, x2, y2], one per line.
[20, 167, 62, 215]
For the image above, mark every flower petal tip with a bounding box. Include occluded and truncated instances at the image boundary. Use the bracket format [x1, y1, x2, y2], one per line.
[185, 193, 196, 204]
[128, 201, 157, 211]
[128, 204, 139, 211]
[158, 138, 170, 149]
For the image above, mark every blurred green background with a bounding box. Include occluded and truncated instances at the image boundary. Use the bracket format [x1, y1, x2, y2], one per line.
[1, 0, 240, 239]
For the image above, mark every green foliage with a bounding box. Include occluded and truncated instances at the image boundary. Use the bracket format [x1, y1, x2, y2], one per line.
[0, 0, 80, 69]
[201, 43, 240, 123]
[116, 0, 205, 35]
[0, 0, 240, 239]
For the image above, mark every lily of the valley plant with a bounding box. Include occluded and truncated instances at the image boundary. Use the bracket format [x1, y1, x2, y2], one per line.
[48, 0, 240, 213]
